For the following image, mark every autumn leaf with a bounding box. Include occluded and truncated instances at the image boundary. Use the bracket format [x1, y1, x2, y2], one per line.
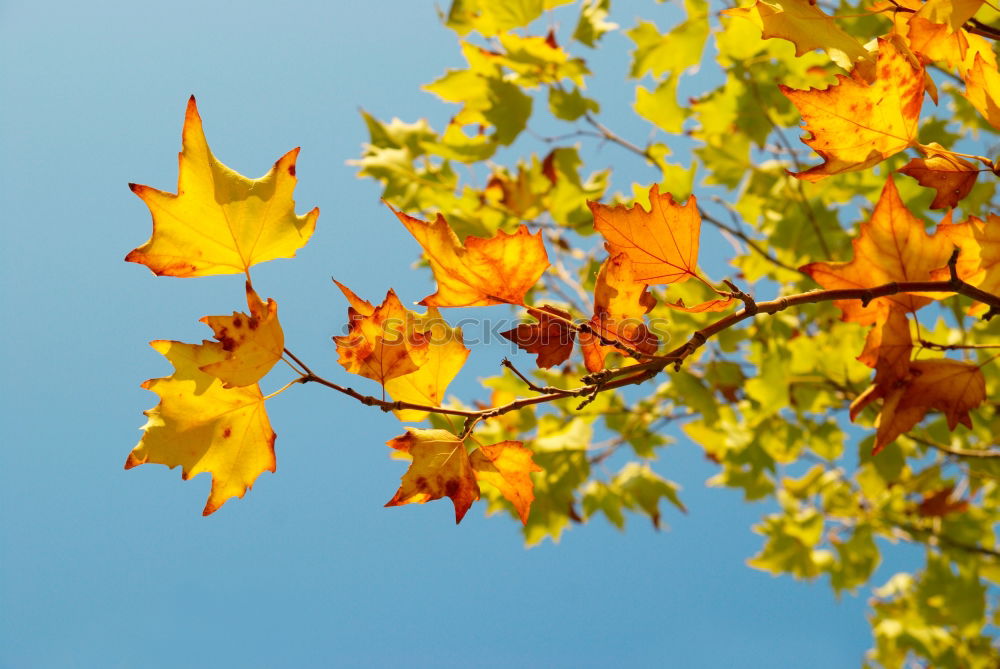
[125, 339, 276, 515]
[965, 52, 1000, 130]
[581, 252, 659, 372]
[385, 428, 480, 523]
[851, 358, 985, 454]
[501, 305, 576, 369]
[391, 205, 549, 307]
[333, 281, 429, 386]
[801, 176, 954, 325]
[665, 296, 737, 313]
[384, 307, 470, 422]
[470, 441, 543, 524]
[932, 213, 1000, 314]
[199, 282, 284, 388]
[898, 143, 980, 210]
[722, 0, 871, 73]
[590, 184, 702, 285]
[126, 96, 318, 277]
[780, 38, 923, 181]
[858, 306, 913, 387]
[917, 486, 969, 517]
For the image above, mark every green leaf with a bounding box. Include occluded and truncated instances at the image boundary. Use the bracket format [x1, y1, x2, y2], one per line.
[548, 86, 600, 121]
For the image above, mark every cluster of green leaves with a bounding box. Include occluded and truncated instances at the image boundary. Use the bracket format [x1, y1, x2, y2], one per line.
[351, 0, 1000, 666]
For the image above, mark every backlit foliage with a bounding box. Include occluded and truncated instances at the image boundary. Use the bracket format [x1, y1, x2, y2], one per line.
[124, 1, 1000, 665]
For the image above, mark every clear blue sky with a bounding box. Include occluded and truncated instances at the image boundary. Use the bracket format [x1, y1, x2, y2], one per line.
[1, 2, 922, 667]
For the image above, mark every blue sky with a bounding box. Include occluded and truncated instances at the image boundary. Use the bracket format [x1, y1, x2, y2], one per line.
[1, 1, 924, 667]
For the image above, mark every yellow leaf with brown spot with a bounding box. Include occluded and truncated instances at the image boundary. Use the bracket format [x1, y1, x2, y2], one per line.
[199, 282, 284, 387]
[898, 144, 979, 210]
[590, 184, 702, 285]
[780, 38, 923, 181]
[126, 96, 318, 277]
[333, 282, 430, 386]
[470, 441, 543, 525]
[384, 307, 470, 422]
[801, 176, 955, 325]
[125, 339, 276, 515]
[385, 429, 479, 523]
[391, 206, 549, 307]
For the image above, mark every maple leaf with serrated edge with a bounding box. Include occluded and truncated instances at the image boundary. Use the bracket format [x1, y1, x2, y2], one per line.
[391, 205, 549, 307]
[385, 428, 480, 523]
[470, 441, 543, 524]
[501, 305, 576, 369]
[198, 282, 283, 388]
[851, 359, 985, 454]
[780, 38, 923, 181]
[722, 0, 870, 73]
[332, 281, 429, 386]
[126, 96, 318, 277]
[590, 184, 702, 285]
[800, 176, 955, 325]
[125, 340, 276, 515]
[899, 143, 979, 210]
[581, 252, 659, 372]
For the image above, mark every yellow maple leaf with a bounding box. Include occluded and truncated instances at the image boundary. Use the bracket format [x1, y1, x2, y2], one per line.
[199, 282, 284, 388]
[932, 213, 1000, 314]
[125, 340, 276, 515]
[780, 38, 924, 181]
[965, 53, 1000, 130]
[391, 205, 549, 307]
[126, 96, 319, 277]
[723, 0, 871, 73]
[384, 307, 470, 421]
[385, 429, 480, 523]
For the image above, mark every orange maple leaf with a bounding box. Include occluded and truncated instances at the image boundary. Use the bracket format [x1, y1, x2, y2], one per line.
[581, 252, 659, 372]
[965, 53, 1000, 130]
[898, 143, 980, 210]
[858, 306, 913, 387]
[590, 184, 703, 285]
[932, 213, 1000, 315]
[851, 358, 985, 454]
[198, 282, 284, 388]
[125, 340, 276, 515]
[126, 97, 318, 277]
[470, 441, 543, 525]
[332, 281, 430, 386]
[391, 206, 549, 307]
[780, 38, 924, 181]
[801, 176, 955, 325]
[501, 305, 576, 369]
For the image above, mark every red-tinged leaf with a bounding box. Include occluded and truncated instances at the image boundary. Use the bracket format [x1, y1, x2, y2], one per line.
[917, 486, 969, 517]
[780, 38, 923, 181]
[590, 184, 702, 285]
[501, 305, 576, 369]
[801, 176, 955, 325]
[470, 441, 543, 524]
[391, 205, 549, 307]
[385, 428, 480, 523]
[665, 296, 737, 313]
[333, 282, 429, 386]
[899, 144, 979, 210]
